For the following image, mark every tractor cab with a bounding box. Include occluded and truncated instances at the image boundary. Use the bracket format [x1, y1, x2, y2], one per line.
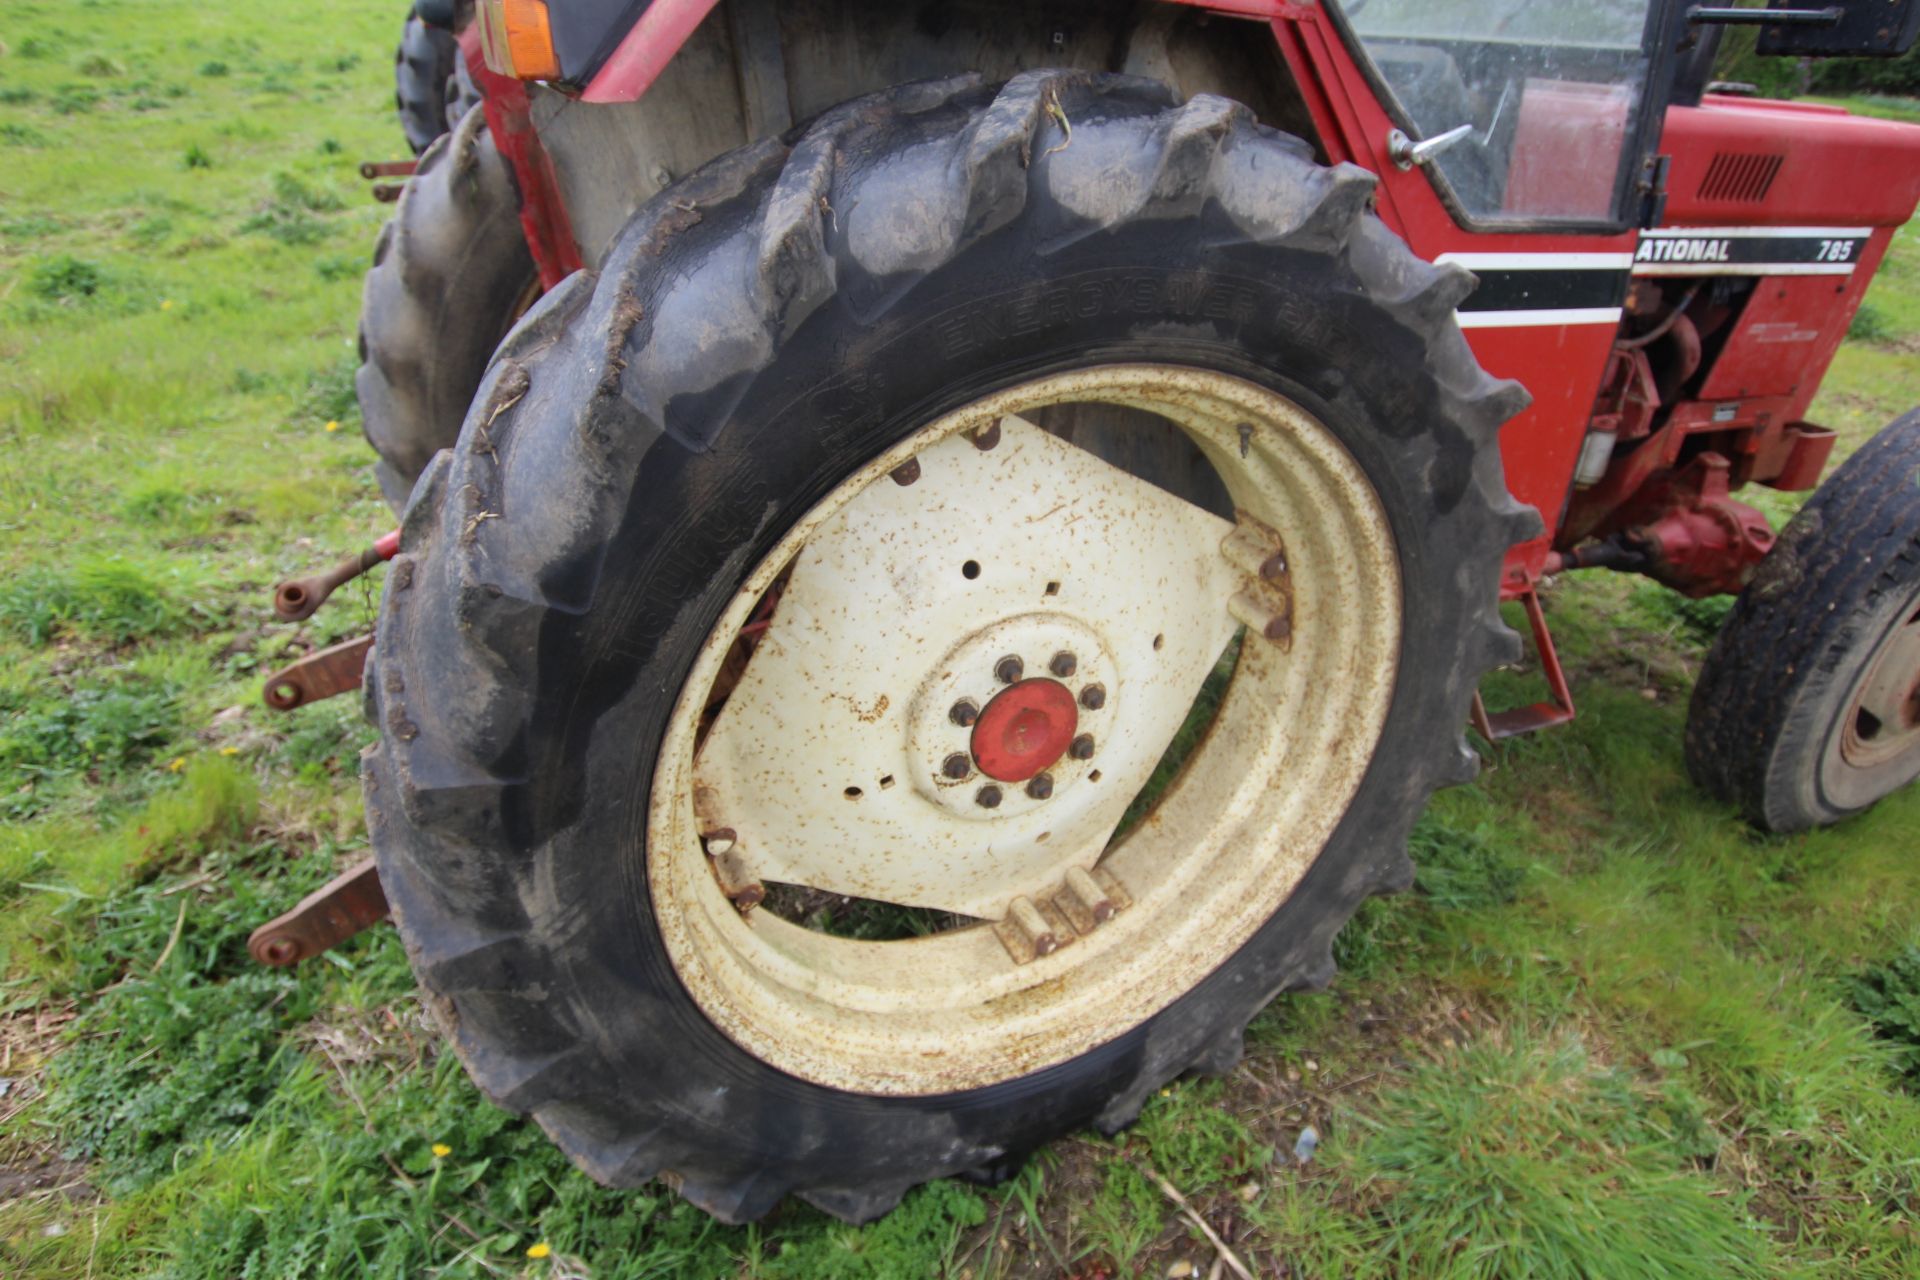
[1344, 0, 1661, 225]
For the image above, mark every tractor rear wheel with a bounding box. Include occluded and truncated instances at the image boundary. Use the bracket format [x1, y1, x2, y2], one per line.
[1687, 408, 1920, 830]
[356, 104, 536, 514]
[364, 72, 1532, 1223]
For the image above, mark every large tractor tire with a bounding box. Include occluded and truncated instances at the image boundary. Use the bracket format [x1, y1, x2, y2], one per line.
[364, 72, 1534, 1224]
[394, 13, 464, 156]
[1687, 409, 1920, 830]
[356, 105, 537, 514]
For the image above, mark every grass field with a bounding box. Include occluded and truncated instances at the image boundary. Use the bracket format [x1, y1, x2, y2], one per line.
[4, 3, 1920, 1276]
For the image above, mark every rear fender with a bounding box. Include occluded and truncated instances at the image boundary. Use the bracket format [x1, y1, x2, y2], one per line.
[578, 0, 722, 103]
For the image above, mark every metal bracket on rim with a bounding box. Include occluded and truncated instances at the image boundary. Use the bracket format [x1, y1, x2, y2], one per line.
[994, 866, 1131, 964]
[1222, 518, 1294, 649]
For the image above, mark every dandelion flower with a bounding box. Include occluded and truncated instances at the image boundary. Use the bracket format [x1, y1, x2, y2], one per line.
[325, 420, 341, 433]
[431, 1143, 451, 1158]
[160, 299, 174, 311]
[167, 757, 186, 772]
[526, 1242, 552, 1259]
[220, 746, 240, 756]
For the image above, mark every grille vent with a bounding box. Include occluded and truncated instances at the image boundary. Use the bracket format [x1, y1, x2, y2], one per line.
[1698, 152, 1784, 202]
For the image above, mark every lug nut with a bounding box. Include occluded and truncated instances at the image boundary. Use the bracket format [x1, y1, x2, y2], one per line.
[995, 654, 1024, 684]
[1026, 773, 1055, 800]
[1049, 650, 1077, 678]
[949, 698, 979, 728]
[942, 752, 971, 780]
[890, 457, 921, 486]
[1069, 734, 1095, 761]
[976, 784, 1003, 809]
[1079, 683, 1106, 710]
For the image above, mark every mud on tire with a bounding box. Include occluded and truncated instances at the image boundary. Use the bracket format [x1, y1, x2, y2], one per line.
[365, 72, 1535, 1224]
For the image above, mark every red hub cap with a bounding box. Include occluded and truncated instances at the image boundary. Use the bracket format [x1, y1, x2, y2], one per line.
[971, 678, 1079, 782]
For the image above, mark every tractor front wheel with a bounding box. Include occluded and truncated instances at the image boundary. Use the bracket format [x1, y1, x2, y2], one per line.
[1688, 408, 1920, 830]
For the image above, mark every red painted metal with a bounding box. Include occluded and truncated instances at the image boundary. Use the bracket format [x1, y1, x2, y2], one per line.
[462, 1, 1920, 738]
[1700, 275, 1852, 400]
[1771, 424, 1837, 492]
[972, 679, 1079, 783]
[1478, 590, 1576, 740]
[1622, 453, 1775, 598]
[581, 0, 725, 104]
[1163, 0, 1317, 19]
[1273, 13, 1636, 596]
[465, 27, 582, 289]
[1662, 97, 1920, 228]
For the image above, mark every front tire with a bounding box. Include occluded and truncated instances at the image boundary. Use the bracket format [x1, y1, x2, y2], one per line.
[1687, 409, 1920, 830]
[366, 72, 1532, 1223]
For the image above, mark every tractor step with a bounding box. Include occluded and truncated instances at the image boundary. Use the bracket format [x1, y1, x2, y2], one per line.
[1472, 589, 1576, 741]
[248, 860, 390, 966]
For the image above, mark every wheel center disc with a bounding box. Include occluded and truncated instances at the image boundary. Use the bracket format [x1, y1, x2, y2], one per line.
[652, 365, 1404, 1095]
[973, 679, 1078, 781]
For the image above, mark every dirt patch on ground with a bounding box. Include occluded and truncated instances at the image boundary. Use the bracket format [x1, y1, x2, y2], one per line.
[947, 980, 1499, 1278]
[0, 999, 95, 1210]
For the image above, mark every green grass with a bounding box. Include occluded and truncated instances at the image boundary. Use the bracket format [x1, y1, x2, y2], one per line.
[4, 5, 1920, 1275]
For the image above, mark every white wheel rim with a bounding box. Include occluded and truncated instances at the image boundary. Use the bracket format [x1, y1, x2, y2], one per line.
[647, 365, 1400, 1095]
[1828, 600, 1920, 805]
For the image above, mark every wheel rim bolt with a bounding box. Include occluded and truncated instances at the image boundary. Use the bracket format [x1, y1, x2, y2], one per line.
[1026, 773, 1054, 800]
[1068, 734, 1095, 761]
[949, 698, 979, 728]
[942, 752, 972, 780]
[976, 784, 1003, 809]
[1079, 683, 1106, 710]
[1049, 651, 1077, 678]
[995, 655, 1024, 684]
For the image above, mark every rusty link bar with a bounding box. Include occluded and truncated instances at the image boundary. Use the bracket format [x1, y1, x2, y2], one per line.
[248, 860, 389, 966]
[358, 159, 419, 179]
[262, 634, 375, 712]
[273, 528, 401, 621]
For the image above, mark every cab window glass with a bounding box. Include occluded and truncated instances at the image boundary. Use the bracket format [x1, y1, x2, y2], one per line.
[1345, 0, 1655, 222]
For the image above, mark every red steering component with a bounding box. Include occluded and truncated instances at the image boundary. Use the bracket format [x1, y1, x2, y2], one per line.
[971, 679, 1079, 782]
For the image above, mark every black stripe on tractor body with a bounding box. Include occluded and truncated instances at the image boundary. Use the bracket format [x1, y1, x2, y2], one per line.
[1459, 268, 1631, 313]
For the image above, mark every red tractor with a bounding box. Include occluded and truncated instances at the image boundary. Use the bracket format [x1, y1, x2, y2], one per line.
[261, 0, 1920, 1224]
